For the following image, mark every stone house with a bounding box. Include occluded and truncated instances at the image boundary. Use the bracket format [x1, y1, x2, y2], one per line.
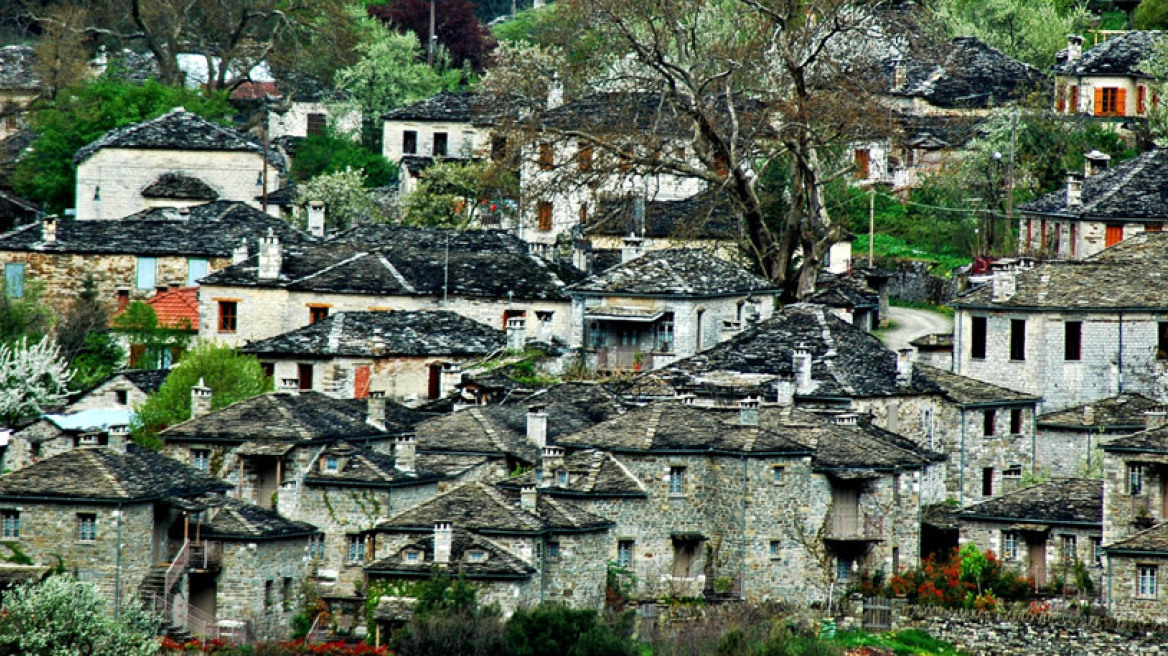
[809, 273, 882, 331]
[536, 399, 941, 605]
[0, 46, 40, 141]
[1102, 522, 1168, 621]
[0, 201, 315, 309]
[957, 478, 1103, 591]
[1018, 149, 1168, 259]
[1053, 32, 1163, 120]
[196, 225, 579, 348]
[951, 233, 1168, 413]
[910, 333, 954, 371]
[1037, 393, 1161, 482]
[567, 247, 780, 372]
[69, 369, 170, 412]
[1100, 419, 1168, 547]
[364, 481, 613, 618]
[5, 411, 132, 473]
[579, 193, 741, 262]
[73, 108, 286, 220]
[382, 92, 484, 166]
[241, 310, 505, 404]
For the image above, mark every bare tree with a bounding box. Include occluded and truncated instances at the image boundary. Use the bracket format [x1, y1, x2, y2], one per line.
[483, 0, 898, 299]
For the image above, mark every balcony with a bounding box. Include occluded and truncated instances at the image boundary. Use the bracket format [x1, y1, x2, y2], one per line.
[595, 347, 658, 373]
[188, 541, 222, 571]
[825, 509, 884, 541]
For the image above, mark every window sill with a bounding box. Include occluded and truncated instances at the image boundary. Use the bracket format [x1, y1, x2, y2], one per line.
[218, 330, 237, 334]
[668, 493, 688, 499]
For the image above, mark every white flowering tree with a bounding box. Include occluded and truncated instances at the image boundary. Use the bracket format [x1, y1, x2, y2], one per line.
[0, 336, 73, 427]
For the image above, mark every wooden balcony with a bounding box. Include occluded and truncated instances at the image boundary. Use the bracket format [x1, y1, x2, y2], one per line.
[825, 509, 884, 541]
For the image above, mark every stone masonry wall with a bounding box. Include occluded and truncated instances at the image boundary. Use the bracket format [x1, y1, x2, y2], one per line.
[212, 537, 313, 641]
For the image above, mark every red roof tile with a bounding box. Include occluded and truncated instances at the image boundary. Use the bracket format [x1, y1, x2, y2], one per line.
[147, 287, 199, 330]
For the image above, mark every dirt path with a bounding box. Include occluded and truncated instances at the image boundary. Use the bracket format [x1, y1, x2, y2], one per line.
[879, 306, 953, 353]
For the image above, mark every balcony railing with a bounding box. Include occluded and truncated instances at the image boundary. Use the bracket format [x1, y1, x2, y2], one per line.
[825, 510, 884, 541]
[596, 347, 657, 372]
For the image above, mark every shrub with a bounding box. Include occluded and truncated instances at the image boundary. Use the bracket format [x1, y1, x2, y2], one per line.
[886, 546, 1032, 608]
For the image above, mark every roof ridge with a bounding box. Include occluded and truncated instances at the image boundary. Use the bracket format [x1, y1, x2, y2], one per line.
[479, 482, 539, 529]
[468, 408, 511, 454]
[581, 451, 603, 492]
[289, 251, 370, 286]
[376, 252, 417, 294]
[642, 404, 664, 449]
[1083, 152, 1151, 214]
[89, 450, 131, 499]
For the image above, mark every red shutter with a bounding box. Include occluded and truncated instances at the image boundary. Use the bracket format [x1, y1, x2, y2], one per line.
[1116, 88, 1127, 116]
[854, 149, 871, 179]
[1138, 86, 1147, 115]
[1094, 88, 1104, 116]
[1105, 224, 1124, 247]
[1070, 86, 1079, 113]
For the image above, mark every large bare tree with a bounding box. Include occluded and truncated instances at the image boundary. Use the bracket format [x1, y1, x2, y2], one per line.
[483, 0, 900, 299]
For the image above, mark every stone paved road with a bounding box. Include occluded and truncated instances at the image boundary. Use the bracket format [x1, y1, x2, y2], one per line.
[879, 306, 953, 353]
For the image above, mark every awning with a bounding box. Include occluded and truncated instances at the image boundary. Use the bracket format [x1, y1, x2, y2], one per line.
[1010, 523, 1050, 534]
[584, 307, 665, 322]
[235, 441, 297, 456]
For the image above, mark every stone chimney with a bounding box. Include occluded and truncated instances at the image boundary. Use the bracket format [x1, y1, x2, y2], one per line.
[394, 435, 416, 472]
[774, 379, 795, 407]
[539, 446, 565, 488]
[679, 393, 697, 406]
[527, 404, 548, 448]
[440, 362, 463, 398]
[434, 522, 453, 565]
[992, 267, 1017, 303]
[621, 233, 644, 263]
[896, 348, 914, 385]
[1066, 173, 1083, 209]
[190, 378, 212, 419]
[232, 237, 249, 265]
[793, 348, 814, 394]
[367, 391, 386, 430]
[892, 59, 906, 88]
[1147, 409, 1168, 431]
[107, 424, 130, 453]
[1084, 150, 1111, 177]
[279, 378, 300, 392]
[520, 485, 538, 511]
[739, 396, 760, 426]
[831, 413, 858, 427]
[307, 200, 326, 238]
[257, 228, 282, 281]
[42, 216, 57, 244]
[1066, 34, 1083, 63]
[506, 317, 526, 352]
[1083, 405, 1096, 426]
[573, 238, 594, 274]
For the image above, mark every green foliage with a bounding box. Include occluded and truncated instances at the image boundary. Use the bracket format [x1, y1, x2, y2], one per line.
[0, 574, 160, 656]
[606, 561, 637, 603]
[401, 160, 518, 228]
[68, 331, 126, 392]
[887, 546, 1032, 607]
[1135, 0, 1168, 29]
[829, 629, 966, 656]
[934, 0, 1093, 69]
[414, 572, 480, 618]
[291, 127, 396, 186]
[1, 543, 33, 566]
[56, 275, 124, 391]
[1020, 466, 1052, 487]
[297, 168, 387, 230]
[110, 302, 192, 370]
[853, 234, 971, 276]
[131, 340, 272, 445]
[389, 573, 506, 656]
[1139, 38, 1168, 146]
[12, 78, 232, 213]
[0, 283, 54, 345]
[507, 604, 636, 656]
[492, 4, 562, 44]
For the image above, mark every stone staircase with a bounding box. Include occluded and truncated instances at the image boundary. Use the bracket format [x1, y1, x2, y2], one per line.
[139, 564, 192, 643]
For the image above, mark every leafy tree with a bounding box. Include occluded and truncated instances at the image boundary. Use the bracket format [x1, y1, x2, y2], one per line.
[132, 340, 271, 444]
[401, 160, 518, 228]
[391, 574, 507, 656]
[369, 0, 496, 71]
[1135, 0, 1168, 29]
[291, 127, 397, 187]
[12, 77, 232, 213]
[297, 167, 389, 231]
[1139, 38, 1168, 146]
[0, 336, 73, 427]
[933, 0, 1092, 69]
[507, 604, 636, 656]
[492, 4, 560, 45]
[0, 574, 159, 656]
[110, 302, 191, 371]
[56, 275, 124, 391]
[0, 283, 54, 346]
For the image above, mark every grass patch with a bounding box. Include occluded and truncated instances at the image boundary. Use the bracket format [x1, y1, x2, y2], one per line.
[889, 299, 955, 318]
[830, 629, 969, 656]
[853, 234, 970, 276]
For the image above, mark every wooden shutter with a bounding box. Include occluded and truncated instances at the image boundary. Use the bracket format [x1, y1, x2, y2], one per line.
[854, 149, 871, 179]
[1138, 86, 1147, 115]
[1094, 88, 1104, 116]
[1105, 224, 1124, 247]
[354, 366, 371, 399]
[1116, 88, 1127, 115]
[1070, 85, 1079, 113]
[537, 201, 553, 231]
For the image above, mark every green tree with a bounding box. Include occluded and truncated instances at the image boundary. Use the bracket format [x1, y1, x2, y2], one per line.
[110, 301, 192, 371]
[401, 160, 518, 228]
[291, 127, 397, 187]
[391, 574, 507, 656]
[12, 77, 232, 213]
[1135, 0, 1168, 29]
[0, 574, 159, 656]
[57, 275, 124, 391]
[933, 0, 1092, 69]
[507, 604, 636, 656]
[0, 283, 54, 346]
[132, 340, 271, 445]
[297, 167, 388, 231]
[1140, 38, 1168, 146]
[0, 336, 73, 428]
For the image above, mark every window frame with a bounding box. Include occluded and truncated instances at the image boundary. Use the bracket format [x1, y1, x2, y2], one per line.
[1, 510, 18, 540]
[536, 201, 553, 232]
[1158, 322, 1168, 360]
[983, 409, 996, 437]
[402, 130, 418, 155]
[217, 300, 238, 333]
[1129, 464, 1144, 496]
[970, 316, 987, 360]
[668, 466, 687, 495]
[1010, 408, 1023, 435]
[432, 132, 448, 157]
[77, 513, 97, 542]
[346, 534, 366, 564]
[191, 449, 211, 472]
[308, 305, 330, 324]
[1002, 531, 1018, 560]
[1009, 319, 1026, 361]
[1064, 320, 1082, 361]
[4, 262, 25, 299]
[136, 256, 158, 290]
[307, 534, 325, 560]
[616, 539, 634, 568]
[1139, 565, 1158, 598]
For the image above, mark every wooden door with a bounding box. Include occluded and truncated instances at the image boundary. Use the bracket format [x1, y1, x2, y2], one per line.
[1028, 538, 1047, 588]
[354, 366, 371, 399]
[428, 363, 442, 400]
[1105, 224, 1124, 248]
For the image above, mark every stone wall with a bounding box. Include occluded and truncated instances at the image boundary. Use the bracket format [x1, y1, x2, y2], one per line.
[879, 259, 962, 305]
[959, 518, 1103, 591]
[212, 536, 313, 641]
[1102, 450, 1166, 545]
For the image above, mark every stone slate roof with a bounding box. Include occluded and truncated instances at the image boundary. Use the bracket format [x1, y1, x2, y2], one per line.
[1105, 522, 1168, 554]
[0, 445, 229, 503]
[373, 481, 612, 535]
[953, 231, 1168, 310]
[915, 365, 1037, 407]
[958, 478, 1102, 526]
[1039, 393, 1160, 431]
[1054, 31, 1164, 77]
[648, 304, 941, 399]
[73, 108, 285, 170]
[586, 193, 739, 240]
[414, 383, 628, 462]
[241, 311, 505, 358]
[897, 114, 982, 150]
[813, 413, 942, 471]
[909, 333, 953, 350]
[302, 442, 444, 488]
[889, 37, 1047, 109]
[140, 173, 219, 200]
[810, 273, 879, 309]
[190, 498, 319, 541]
[498, 450, 647, 497]
[1019, 149, 1168, 221]
[0, 201, 315, 258]
[1101, 424, 1168, 455]
[570, 249, 778, 297]
[200, 226, 578, 302]
[91, 369, 171, 398]
[365, 529, 535, 579]
[0, 46, 39, 91]
[383, 91, 477, 122]
[160, 391, 423, 444]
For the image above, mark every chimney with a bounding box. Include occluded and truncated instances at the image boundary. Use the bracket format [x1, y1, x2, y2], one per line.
[739, 396, 760, 426]
[507, 317, 526, 352]
[1066, 34, 1083, 63]
[232, 237, 249, 265]
[539, 446, 564, 488]
[621, 233, 644, 264]
[527, 404, 548, 448]
[189, 379, 213, 419]
[679, 393, 697, 406]
[1146, 409, 1168, 431]
[773, 379, 795, 407]
[1083, 405, 1096, 426]
[107, 424, 130, 453]
[892, 59, 906, 89]
[279, 378, 301, 392]
[832, 413, 858, 427]
[992, 267, 1017, 303]
[572, 238, 594, 274]
[520, 485, 538, 511]
[367, 391, 386, 430]
[394, 435, 416, 472]
[896, 348, 914, 385]
[257, 228, 282, 281]
[433, 522, 452, 565]
[1084, 150, 1111, 177]
[1066, 173, 1083, 209]
[793, 348, 813, 394]
[440, 362, 463, 398]
[307, 200, 326, 237]
[42, 216, 58, 244]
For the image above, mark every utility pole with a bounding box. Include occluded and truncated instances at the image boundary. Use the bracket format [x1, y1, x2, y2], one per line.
[868, 188, 875, 267]
[428, 0, 436, 67]
[1005, 109, 1019, 254]
[261, 100, 269, 213]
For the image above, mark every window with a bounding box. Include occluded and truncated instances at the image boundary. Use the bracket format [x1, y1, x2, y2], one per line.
[115, 390, 129, 405]
[616, 540, 634, 567]
[772, 466, 784, 485]
[217, 301, 237, 332]
[1091, 536, 1103, 566]
[1, 511, 18, 539]
[769, 540, 780, 558]
[669, 466, 686, 495]
[432, 132, 448, 157]
[136, 257, 157, 290]
[1002, 531, 1018, 560]
[1159, 322, 1168, 360]
[1139, 565, 1158, 598]
[309, 306, 329, 324]
[261, 362, 275, 380]
[538, 143, 554, 170]
[467, 549, 487, 562]
[537, 201, 553, 231]
[579, 202, 588, 224]
[491, 135, 507, 161]
[346, 535, 366, 563]
[307, 113, 326, 136]
[853, 149, 870, 179]
[282, 577, 293, 611]
[1010, 319, 1026, 360]
[264, 580, 274, 609]
[4, 263, 24, 299]
[1010, 409, 1023, 435]
[192, 449, 210, 472]
[298, 363, 314, 390]
[546, 542, 560, 558]
[982, 467, 993, 497]
[1069, 84, 1080, 113]
[403, 549, 421, 563]
[557, 470, 569, 485]
[656, 314, 675, 352]
[77, 513, 97, 542]
[836, 557, 852, 582]
[1065, 321, 1082, 361]
[117, 289, 130, 313]
[402, 130, 418, 155]
[536, 310, 554, 324]
[324, 456, 339, 472]
[983, 409, 996, 437]
[1061, 535, 1077, 563]
[1129, 464, 1144, 496]
[577, 142, 593, 171]
[587, 319, 604, 348]
[1095, 87, 1125, 116]
[970, 316, 987, 360]
[307, 534, 325, 559]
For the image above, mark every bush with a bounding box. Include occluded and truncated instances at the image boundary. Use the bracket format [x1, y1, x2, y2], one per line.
[887, 546, 1032, 608]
